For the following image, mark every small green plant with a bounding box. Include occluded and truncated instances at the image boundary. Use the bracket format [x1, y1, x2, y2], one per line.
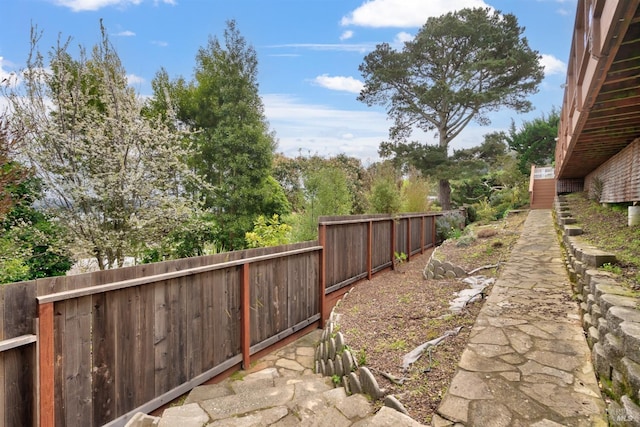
[601, 262, 622, 275]
[389, 339, 407, 351]
[590, 176, 603, 201]
[398, 294, 412, 304]
[356, 348, 367, 366]
[230, 370, 244, 381]
[331, 374, 341, 385]
[394, 251, 407, 265]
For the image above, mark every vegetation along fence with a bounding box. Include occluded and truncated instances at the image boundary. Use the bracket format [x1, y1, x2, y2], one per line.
[0, 210, 455, 427]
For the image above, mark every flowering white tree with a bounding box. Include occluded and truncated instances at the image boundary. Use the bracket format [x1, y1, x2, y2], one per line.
[4, 24, 201, 269]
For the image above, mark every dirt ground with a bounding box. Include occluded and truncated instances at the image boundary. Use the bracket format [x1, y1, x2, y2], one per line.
[333, 211, 527, 424]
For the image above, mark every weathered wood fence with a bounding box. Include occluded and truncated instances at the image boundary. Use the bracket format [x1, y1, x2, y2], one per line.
[0, 211, 454, 427]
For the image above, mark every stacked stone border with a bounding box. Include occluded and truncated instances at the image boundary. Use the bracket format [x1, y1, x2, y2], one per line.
[423, 249, 467, 279]
[314, 293, 413, 418]
[555, 195, 640, 425]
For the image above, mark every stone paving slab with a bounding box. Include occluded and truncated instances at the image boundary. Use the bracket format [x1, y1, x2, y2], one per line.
[128, 329, 427, 427]
[435, 210, 607, 426]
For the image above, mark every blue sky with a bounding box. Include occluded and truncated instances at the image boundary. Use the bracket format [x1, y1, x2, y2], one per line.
[1, 0, 576, 165]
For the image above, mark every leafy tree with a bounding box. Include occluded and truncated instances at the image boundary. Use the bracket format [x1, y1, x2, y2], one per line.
[245, 214, 292, 248]
[0, 115, 27, 222]
[157, 20, 289, 249]
[4, 24, 199, 269]
[358, 7, 544, 210]
[273, 153, 305, 212]
[368, 163, 401, 214]
[369, 175, 401, 214]
[452, 131, 507, 166]
[401, 173, 434, 213]
[507, 109, 559, 174]
[288, 165, 353, 241]
[0, 175, 73, 283]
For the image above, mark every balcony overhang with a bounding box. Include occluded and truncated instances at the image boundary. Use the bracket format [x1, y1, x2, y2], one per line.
[556, 1, 640, 180]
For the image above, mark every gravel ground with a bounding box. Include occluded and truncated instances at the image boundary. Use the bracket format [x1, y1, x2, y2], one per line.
[333, 211, 527, 424]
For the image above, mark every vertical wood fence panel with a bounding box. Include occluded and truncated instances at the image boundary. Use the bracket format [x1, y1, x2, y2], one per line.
[371, 220, 393, 273]
[410, 217, 423, 255]
[395, 218, 408, 258]
[0, 213, 444, 427]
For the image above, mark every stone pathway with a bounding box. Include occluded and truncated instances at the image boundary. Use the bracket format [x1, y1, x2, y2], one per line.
[434, 209, 607, 426]
[128, 329, 424, 427]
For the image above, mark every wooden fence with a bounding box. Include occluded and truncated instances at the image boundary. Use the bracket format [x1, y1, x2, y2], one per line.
[0, 210, 454, 427]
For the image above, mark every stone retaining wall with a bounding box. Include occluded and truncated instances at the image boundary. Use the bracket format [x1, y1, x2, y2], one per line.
[556, 195, 640, 425]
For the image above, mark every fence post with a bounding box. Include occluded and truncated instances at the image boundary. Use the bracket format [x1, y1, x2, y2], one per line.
[318, 224, 327, 326]
[432, 214, 438, 246]
[420, 216, 425, 254]
[406, 216, 412, 261]
[241, 263, 251, 369]
[367, 221, 372, 280]
[39, 302, 55, 427]
[390, 218, 396, 271]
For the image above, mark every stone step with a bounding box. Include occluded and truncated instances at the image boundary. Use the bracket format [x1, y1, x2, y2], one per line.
[126, 366, 427, 426]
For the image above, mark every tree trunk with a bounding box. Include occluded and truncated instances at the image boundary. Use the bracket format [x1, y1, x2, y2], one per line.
[439, 178, 451, 211]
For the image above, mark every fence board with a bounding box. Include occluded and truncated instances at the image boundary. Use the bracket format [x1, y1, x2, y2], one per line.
[410, 217, 422, 255]
[139, 284, 155, 405]
[92, 291, 116, 426]
[187, 273, 203, 380]
[3, 281, 37, 427]
[153, 281, 169, 396]
[201, 272, 215, 371]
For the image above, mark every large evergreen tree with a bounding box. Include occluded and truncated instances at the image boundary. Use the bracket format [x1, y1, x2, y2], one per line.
[358, 7, 544, 209]
[157, 20, 289, 249]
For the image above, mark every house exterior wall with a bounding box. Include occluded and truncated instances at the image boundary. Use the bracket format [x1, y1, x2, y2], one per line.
[585, 137, 640, 203]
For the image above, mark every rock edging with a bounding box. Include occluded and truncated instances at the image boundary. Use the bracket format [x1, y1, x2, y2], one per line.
[315, 292, 413, 419]
[423, 248, 467, 280]
[555, 195, 640, 425]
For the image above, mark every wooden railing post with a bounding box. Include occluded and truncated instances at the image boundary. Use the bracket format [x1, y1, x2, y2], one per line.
[367, 221, 372, 280]
[241, 263, 251, 369]
[318, 224, 327, 326]
[38, 302, 55, 427]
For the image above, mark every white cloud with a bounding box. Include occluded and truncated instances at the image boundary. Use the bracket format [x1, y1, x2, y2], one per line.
[313, 75, 364, 94]
[394, 32, 414, 45]
[54, 0, 142, 12]
[126, 73, 145, 86]
[263, 94, 389, 161]
[341, 0, 492, 28]
[54, 0, 174, 11]
[540, 54, 567, 76]
[115, 30, 136, 37]
[151, 40, 169, 47]
[262, 94, 504, 161]
[340, 30, 354, 41]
